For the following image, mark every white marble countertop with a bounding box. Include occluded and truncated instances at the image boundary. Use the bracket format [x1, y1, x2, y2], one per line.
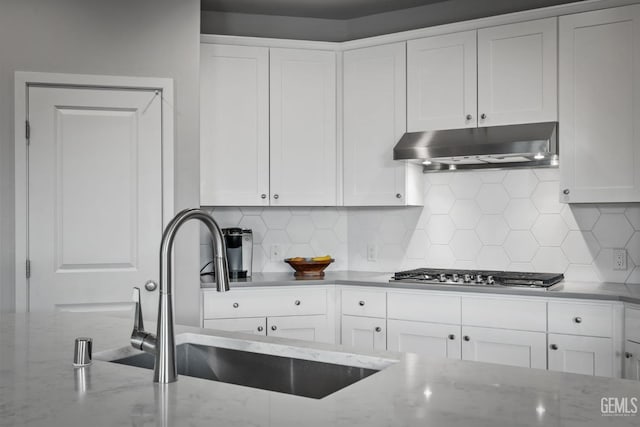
[202, 270, 640, 304]
[1, 312, 638, 426]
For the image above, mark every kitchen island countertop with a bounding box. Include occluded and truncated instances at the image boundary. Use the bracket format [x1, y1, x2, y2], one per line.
[1, 312, 638, 427]
[202, 270, 640, 304]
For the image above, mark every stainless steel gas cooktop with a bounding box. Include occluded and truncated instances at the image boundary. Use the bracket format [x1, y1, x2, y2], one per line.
[390, 268, 564, 290]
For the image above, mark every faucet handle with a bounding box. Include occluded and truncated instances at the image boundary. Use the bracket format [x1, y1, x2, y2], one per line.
[132, 287, 144, 332]
[131, 286, 157, 353]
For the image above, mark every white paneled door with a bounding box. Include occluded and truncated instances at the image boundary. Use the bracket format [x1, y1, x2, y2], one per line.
[387, 319, 461, 360]
[343, 42, 413, 206]
[407, 30, 477, 131]
[28, 86, 162, 318]
[477, 17, 557, 127]
[559, 4, 640, 203]
[269, 48, 337, 206]
[200, 44, 270, 206]
[461, 326, 547, 369]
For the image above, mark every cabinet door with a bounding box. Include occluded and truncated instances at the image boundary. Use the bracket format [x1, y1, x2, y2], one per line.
[624, 341, 640, 380]
[341, 315, 386, 351]
[200, 44, 270, 206]
[270, 48, 337, 206]
[203, 317, 266, 336]
[548, 334, 613, 377]
[343, 43, 421, 206]
[407, 31, 477, 131]
[267, 315, 331, 343]
[478, 17, 557, 126]
[559, 5, 640, 203]
[461, 326, 547, 369]
[388, 319, 461, 360]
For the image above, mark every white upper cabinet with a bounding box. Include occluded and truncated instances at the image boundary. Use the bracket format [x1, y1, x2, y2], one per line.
[270, 48, 337, 206]
[343, 43, 423, 206]
[407, 31, 477, 131]
[407, 17, 557, 132]
[200, 44, 270, 206]
[559, 5, 640, 203]
[477, 17, 558, 127]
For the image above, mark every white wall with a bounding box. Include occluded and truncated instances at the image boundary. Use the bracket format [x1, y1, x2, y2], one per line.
[0, 0, 202, 325]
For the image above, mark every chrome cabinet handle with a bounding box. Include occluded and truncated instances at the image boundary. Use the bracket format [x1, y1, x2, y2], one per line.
[233, 303, 239, 308]
[550, 344, 558, 350]
[294, 300, 301, 306]
[573, 316, 582, 324]
[375, 327, 382, 332]
[273, 194, 279, 200]
[144, 280, 158, 292]
[261, 194, 267, 199]
[480, 113, 487, 120]
[359, 301, 365, 306]
[257, 326, 264, 332]
[466, 114, 472, 120]
[463, 336, 470, 342]
[271, 325, 277, 331]
[563, 189, 570, 195]
[625, 352, 633, 359]
[448, 334, 455, 340]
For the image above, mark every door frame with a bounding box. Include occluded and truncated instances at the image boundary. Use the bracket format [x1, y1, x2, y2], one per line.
[14, 72, 175, 313]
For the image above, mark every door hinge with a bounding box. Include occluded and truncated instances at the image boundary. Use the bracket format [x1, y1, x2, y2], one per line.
[25, 120, 30, 143]
[25, 259, 31, 279]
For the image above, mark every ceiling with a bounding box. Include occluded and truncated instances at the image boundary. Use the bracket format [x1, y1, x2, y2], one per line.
[200, 0, 450, 20]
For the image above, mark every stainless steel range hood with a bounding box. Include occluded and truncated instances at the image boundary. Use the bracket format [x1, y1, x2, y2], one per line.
[393, 122, 558, 172]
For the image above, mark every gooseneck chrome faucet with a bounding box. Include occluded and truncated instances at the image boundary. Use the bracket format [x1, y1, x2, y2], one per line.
[131, 208, 230, 383]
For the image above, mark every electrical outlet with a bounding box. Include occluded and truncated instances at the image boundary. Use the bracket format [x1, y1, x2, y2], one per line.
[613, 248, 627, 271]
[270, 244, 281, 261]
[367, 243, 378, 262]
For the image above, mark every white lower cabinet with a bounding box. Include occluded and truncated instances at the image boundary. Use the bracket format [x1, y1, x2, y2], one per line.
[203, 317, 266, 336]
[204, 315, 332, 343]
[461, 326, 547, 369]
[267, 315, 332, 343]
[201, 287, 334, 344]
[387, 319, 461, 359]
[202, 285, 625, 378]
[548, 333, 613, 377]
[341, 315, 386, 351]
[624, 341, 640, 380]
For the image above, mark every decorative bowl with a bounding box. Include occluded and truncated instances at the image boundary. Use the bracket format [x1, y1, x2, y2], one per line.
[284, 258, 335, 278]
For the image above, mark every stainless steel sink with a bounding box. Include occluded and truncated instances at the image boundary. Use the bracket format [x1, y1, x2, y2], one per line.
[105, 340, 388, 399]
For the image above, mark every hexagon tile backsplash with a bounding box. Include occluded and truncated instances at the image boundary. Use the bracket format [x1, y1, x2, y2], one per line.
[200, 207, 349, 273]
[349, 168, 640, 284]
[201, 168, 640, 284]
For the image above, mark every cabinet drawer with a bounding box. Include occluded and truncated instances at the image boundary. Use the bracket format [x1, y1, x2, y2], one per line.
[462, 297, 546, 332]
[341, 289, 386, 317]
[548, 301, 613, 337]
[626, 307, 640, 343]
[388, 292, 460, 324]
[202, 288, 327, 319]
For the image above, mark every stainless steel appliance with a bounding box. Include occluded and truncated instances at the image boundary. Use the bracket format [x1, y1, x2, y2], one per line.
[393, 122, 558, 171]
[391, 268, 564, 290]
[222, 228, 253, 279]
